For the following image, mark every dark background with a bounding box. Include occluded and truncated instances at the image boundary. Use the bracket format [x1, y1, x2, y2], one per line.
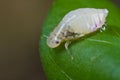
[0, 0, 119, 80]
[0, 0, 52, 80]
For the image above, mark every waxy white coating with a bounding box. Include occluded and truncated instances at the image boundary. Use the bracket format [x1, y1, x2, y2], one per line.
[47, 8, 109, 48]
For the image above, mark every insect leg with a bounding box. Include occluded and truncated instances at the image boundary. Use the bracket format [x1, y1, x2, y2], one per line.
[100, 22, 107, 32]
[65, 41, 74, 60]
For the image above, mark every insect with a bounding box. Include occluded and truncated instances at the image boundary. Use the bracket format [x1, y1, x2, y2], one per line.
[47, 8, 108, 59]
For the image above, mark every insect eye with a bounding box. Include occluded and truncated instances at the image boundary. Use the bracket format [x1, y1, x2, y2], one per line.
[55, 41, 59, 44]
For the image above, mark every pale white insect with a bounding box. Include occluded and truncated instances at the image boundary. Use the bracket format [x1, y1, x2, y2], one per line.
[47, 8, 109, 49]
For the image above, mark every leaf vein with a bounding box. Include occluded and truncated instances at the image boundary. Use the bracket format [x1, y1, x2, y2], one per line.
[87, 38, 113, 45]
[48, 54, 73, 80]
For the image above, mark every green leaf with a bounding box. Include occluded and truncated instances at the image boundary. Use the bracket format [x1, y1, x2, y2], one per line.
[40, 0, 120, 80]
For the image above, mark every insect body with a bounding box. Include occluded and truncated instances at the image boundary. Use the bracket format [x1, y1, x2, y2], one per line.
[47, 8, 109, 48]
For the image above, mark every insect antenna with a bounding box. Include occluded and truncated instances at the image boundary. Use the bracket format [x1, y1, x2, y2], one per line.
[43, 34, 48, 39]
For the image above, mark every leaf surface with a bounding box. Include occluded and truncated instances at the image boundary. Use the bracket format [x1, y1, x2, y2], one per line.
[40, 0, 120, 80]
